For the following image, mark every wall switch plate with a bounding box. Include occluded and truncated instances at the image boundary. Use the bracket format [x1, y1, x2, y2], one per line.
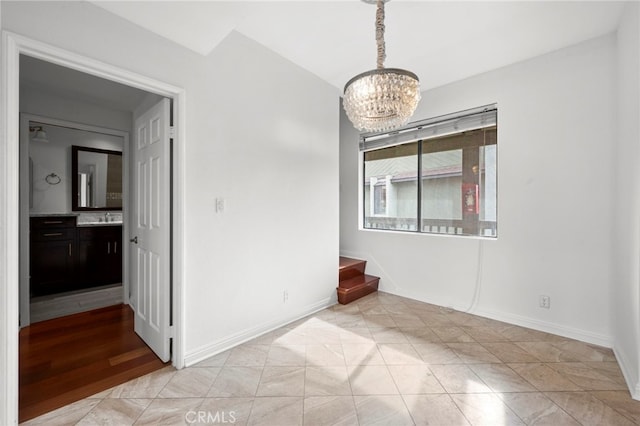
[215, 198, 225, 213]
[539, 295, 551, 309]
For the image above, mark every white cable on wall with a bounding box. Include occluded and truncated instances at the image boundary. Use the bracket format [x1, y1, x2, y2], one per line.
[461, 239, 484, 313]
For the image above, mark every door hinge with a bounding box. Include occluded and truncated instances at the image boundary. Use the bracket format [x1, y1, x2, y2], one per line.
[168, 325, 175, 338]
[169, 126, 176, 139]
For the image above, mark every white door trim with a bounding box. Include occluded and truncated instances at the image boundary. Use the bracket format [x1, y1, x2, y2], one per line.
[1, 31, 187, 425]
[19, 113, 131, 327]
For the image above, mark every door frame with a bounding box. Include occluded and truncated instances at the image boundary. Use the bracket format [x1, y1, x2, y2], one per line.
[1, 31, 187, 425]
[19, 113, 131, 327]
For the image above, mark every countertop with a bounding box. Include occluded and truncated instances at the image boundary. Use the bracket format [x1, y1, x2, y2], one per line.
[30, 213, 79, 217]
[30, 213, 123, 226]
[76, 222, 123, 227]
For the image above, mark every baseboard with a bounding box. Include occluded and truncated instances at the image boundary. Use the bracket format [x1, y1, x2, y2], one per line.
[380, 286, 612, 348]
[613, 346, 640, 400]
[184, 297, 335, 367]
[471, 307, 613, 348]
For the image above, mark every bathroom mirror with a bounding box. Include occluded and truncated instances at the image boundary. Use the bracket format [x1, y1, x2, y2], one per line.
[72, 146, 122, 211]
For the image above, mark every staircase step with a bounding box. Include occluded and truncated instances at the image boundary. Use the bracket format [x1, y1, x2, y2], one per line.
[338, 274, 379, 290]
[339, 256, 367, 282]
[337, 274, 379, 305]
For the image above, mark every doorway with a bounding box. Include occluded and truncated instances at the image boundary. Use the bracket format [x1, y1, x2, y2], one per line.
[19, 113, 131, 327]
[1, 33, 186, 425]
[19, 58, 169, 421]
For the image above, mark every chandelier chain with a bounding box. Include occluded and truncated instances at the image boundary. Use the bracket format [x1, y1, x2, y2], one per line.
[343, 0, 420, 132]
[376, 0, 386, 69]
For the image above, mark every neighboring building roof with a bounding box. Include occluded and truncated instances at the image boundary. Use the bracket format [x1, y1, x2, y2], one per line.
[365, 151, 463, 183]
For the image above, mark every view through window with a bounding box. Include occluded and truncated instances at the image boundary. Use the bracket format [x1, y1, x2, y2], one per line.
[362, 106, 497, 237]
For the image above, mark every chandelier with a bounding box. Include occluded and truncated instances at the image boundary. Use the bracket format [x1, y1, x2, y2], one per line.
[343, 0, 421, 133]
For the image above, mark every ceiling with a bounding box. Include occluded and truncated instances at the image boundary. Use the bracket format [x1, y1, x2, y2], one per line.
[20, 1, 626, 110]
[20, 55, 151, 112]
[90, 1, 626, 92]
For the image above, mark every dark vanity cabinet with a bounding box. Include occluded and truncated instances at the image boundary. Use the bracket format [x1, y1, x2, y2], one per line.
[29, 145, 125, 297]
[30, 216, 77, 297]
[30, 216, 123, 296]
[77, 226, 122, 286]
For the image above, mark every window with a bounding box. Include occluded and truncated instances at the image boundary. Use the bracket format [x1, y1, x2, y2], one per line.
[362, 105, 497, 237]
[373, 183, 387, 215]
[364, 143, 418, 229]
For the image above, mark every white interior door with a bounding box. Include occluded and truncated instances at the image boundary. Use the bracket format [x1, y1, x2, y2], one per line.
[131, 98, 171, 362]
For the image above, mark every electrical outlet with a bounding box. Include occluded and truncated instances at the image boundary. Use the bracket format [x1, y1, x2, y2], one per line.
[539, 295, 550, 309]
[283, 290, 289, 303]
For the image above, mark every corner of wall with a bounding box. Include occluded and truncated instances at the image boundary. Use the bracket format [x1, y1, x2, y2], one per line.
[614, 345, 640, 401]
[184, 297, 335, 367]
[612, 0, 640, 402]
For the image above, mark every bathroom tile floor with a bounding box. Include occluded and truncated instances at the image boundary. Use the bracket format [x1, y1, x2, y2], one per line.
[23, 292, 640, 425]
[29, 284, 123, 323]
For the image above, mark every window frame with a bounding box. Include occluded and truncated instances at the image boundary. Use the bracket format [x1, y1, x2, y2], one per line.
[359, 105, 498, 238]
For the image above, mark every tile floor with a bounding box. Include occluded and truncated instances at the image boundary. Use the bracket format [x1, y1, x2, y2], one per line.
[30, 284, 123, 323]
[23, 292, 640, 425]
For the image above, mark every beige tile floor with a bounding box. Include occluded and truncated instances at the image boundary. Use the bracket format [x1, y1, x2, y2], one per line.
[23, 292, 640, 425]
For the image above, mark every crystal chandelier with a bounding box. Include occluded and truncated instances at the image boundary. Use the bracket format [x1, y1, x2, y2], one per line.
[343, 0, 421, 132]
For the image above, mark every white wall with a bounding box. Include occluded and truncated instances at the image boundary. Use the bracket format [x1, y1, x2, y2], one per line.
[613, 1, 640, 398]
[28, 124, 123, 213]
[184, 32, 339, 361]
[3, 0, 339, 366]
[21, 85, 132, 132]
[341, 34, 616, 346]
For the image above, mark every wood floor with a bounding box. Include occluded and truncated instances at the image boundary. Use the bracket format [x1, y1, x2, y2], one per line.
[19, 304, 167, 423]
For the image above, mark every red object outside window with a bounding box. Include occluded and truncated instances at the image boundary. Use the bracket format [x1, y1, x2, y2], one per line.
[462, 183, 479, 214]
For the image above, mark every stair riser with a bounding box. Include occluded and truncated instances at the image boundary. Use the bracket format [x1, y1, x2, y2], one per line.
[338, 274, 380, 291]
[337, 280, 379, 305]
[339, 262, 366, 282]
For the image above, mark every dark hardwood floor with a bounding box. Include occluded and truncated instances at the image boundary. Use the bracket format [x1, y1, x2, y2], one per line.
[19, 304, 168, 423]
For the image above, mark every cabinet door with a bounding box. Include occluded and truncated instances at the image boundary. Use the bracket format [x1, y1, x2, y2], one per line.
[77, 236, 106, 286]
[77, 226, 123, 288]
[30, 239, 75, 296]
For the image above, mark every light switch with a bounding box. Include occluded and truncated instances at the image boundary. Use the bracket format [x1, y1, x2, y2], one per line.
[215, 198, 225, 213]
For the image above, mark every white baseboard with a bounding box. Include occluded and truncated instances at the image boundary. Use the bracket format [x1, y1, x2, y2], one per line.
[381, 286, 613, 348]
[613, 346, 640, 400]
[184, 297, 335, 367]
[471, 306, 613, 348]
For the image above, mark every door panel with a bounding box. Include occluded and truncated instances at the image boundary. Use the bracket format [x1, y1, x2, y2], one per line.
[131, 98, 171, 362]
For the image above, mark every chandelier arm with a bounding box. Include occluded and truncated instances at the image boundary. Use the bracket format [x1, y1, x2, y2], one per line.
[376, 0, 386, 69]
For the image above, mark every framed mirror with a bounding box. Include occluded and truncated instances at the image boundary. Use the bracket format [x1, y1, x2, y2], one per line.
[72, 146, 123, 211]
